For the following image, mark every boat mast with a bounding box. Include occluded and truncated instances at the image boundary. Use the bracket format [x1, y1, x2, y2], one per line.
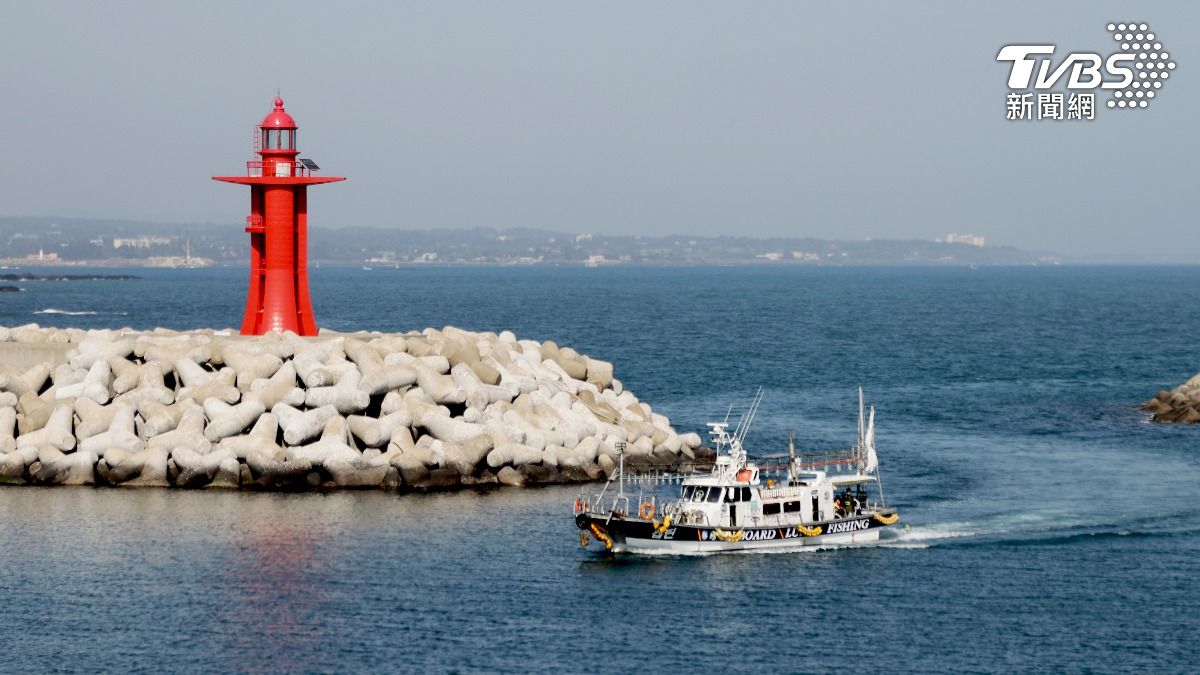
[857, 387, 865, 471]
[869, 407, 887, 507]
[787, 429, 795, 482]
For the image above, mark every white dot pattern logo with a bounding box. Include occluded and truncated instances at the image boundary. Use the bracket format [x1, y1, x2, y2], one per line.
[1108, 22, 1173, 110]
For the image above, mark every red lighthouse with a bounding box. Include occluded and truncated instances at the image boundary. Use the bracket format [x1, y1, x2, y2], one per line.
[214, 97, 344, 335]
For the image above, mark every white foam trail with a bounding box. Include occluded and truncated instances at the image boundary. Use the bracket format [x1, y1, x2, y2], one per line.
[34, 308, 98, 316]
[881, 523, 977, 546]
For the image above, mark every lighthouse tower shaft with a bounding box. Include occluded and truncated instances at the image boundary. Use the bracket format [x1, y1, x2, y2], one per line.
[213, 98, 344, 336]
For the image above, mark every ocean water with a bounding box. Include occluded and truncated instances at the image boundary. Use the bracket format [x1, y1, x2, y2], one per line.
[1, 264, 1198, 673]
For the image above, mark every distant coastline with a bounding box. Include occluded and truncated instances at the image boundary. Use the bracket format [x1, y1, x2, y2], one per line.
[0, 216, 1055, 267]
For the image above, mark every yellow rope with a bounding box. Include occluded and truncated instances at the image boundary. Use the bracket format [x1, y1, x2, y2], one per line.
[654, 515, 672, 535]
[873, 512, 900, 526]
[713, 528, 744, 542]
[589, 523, 613, 550]
[797, 524, 823, 537]
[579, 529, 590, 548]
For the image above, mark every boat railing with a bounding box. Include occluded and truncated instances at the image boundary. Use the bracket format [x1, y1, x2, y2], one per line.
[750, 448, 865, 473]
[796, 448, 864, 471]
[575, 468, 705, 520]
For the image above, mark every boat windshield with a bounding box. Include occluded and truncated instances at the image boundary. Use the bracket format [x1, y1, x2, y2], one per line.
[681, 486, 724, 502]
[680, 486, 726, 503]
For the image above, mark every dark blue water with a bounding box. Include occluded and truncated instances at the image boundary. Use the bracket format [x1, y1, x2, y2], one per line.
[1, 265, 1198, 672]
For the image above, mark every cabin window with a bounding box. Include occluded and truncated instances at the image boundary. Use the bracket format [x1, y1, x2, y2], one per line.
[763, 502, 781, 516]
[691, 487, 708, 502]
[784, 501, 802, 513]
[706, 488, 723, 503]
[682, 486, 695, 500]
[723, 488, 753, 503]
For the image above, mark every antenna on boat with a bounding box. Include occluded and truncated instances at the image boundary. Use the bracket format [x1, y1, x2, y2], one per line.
[734, 386, 764, 448]
[616, 440, 626, 499]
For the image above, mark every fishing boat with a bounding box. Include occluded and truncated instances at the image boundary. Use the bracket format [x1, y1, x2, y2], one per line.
[573, 389, 900, 554]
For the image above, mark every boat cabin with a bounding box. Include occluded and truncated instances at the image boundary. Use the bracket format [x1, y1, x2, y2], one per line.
[671, 468, 879, 528]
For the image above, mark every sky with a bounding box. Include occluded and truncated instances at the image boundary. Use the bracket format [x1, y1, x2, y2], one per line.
[0, 1, 1196, 260]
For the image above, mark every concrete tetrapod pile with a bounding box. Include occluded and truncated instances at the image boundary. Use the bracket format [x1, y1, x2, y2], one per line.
[1143, 372, 1200, 424]
[0, 324, 707, 490]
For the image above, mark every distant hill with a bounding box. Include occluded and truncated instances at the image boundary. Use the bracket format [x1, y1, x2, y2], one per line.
[0, 216, 1048, 266]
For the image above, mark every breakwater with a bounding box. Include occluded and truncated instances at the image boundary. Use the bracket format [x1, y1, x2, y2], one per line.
[0, 324, 705, 490]
[1142, 372, 1200, 423]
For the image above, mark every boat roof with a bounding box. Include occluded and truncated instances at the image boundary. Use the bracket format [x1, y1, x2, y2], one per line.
[830, 474, 878, 486]
[683, 475, 746, 487]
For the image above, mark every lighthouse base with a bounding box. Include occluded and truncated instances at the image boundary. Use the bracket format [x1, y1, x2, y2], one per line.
[239, 183, 318, 336]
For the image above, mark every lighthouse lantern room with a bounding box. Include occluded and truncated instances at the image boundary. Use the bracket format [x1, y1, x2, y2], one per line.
[213, 97, 344, 336]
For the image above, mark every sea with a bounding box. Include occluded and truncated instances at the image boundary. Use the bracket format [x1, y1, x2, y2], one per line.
[0, 264, 1197, 673]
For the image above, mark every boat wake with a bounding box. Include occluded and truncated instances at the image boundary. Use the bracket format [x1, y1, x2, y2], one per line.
[33, 308, 127, 316]
[878, 523, 978, 549]
[878, 510, 1200, 551]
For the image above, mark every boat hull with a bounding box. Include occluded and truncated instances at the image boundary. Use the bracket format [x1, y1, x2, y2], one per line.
[576, 511, 898, 554]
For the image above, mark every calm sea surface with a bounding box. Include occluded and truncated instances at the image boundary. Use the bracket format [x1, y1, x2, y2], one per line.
[1, 264, 1197, 673]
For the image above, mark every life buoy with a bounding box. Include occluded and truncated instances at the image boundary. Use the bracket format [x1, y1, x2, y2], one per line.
[639, 501, 655, 520]
[574, 498, 583, 513]
[736, 469, 752, 482]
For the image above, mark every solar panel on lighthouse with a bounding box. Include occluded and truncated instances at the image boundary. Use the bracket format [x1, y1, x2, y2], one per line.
[299, 158, 320, 171]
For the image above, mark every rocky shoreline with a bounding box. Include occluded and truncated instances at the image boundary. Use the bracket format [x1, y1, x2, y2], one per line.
[1142, 373, 1200, 423]
[0, 324, 709, 490]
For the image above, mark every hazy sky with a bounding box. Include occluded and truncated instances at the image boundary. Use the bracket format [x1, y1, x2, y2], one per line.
[0, 2, 1196, 260]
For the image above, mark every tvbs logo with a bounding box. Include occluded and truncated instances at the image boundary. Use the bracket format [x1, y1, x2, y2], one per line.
[996, 46, 1133, 90]
[997, 23, 1174, 120]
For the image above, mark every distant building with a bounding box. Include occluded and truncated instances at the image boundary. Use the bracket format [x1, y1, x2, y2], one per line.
[112, 236, 172, 249]
[585, 254, 618, 267]
[756, 251, 784, 261]
[792, 251, 820, 262]
[945, 233, 986, 247]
